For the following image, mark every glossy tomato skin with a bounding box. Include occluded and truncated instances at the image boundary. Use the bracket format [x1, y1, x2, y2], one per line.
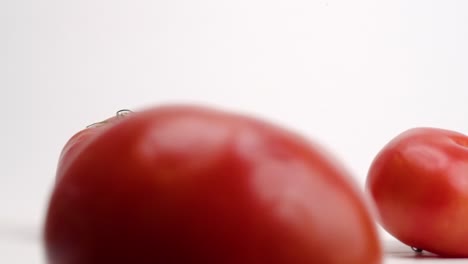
[367, 127, 468, 257]
[56, 128, 100, 181]
[45, 105, 382, 264]
[56, 110, 132, 180]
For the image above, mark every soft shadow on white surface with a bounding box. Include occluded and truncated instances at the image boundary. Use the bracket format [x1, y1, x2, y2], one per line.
[384, 239, 468, 264]
[0, 223, 43, 264]
[1, 224, 468, 264]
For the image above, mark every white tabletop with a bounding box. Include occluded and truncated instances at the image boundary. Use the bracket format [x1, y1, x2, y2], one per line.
[2, 223, 467, 264]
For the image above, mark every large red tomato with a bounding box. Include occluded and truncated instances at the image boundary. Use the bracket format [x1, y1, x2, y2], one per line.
[55, 110, 132, 180]
[45, 105, 382, 264]
[367, 127, 468, 257]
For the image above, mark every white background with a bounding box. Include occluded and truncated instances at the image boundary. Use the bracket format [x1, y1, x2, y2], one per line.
[2, 0, 468, 263]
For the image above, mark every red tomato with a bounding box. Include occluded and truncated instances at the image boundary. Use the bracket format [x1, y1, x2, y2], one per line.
[56, 110, 133, 180]
[45, 105, 382, 264]
[367, 127, 468, 257]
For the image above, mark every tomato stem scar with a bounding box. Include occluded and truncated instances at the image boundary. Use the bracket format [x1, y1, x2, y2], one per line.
[116, 109, 133, 118]
[86, 109, 133, 128]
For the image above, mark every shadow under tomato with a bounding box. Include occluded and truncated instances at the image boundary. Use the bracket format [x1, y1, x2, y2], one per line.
[384, 239, 468, 260]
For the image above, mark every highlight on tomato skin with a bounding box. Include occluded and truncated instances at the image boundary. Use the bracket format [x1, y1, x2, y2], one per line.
[366, 127, 468, 257]
[44, 104, 383, 264]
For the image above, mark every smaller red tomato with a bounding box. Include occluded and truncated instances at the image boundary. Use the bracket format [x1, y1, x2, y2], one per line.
[366, 127, 468, 257]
